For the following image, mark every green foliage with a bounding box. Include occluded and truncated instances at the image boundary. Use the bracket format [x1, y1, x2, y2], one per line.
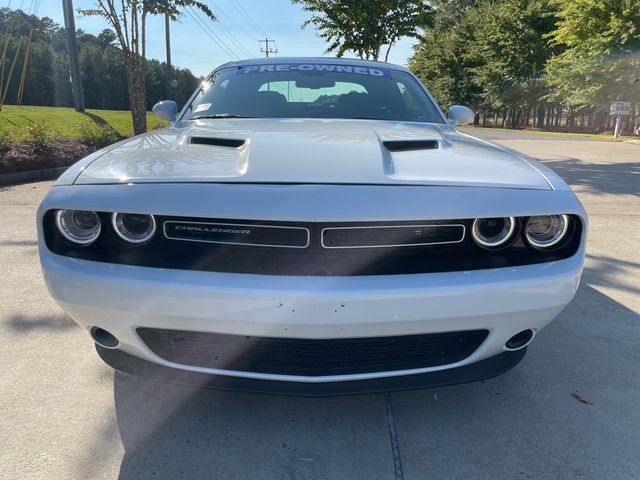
[410, 0, 557, 112]
[545, 0, 640, 106]
[292, 0, 433, 61]
[0, 9, 200, 111]
[0, 127, 12, 150]
[149, 120, 169, 131]
[411, 0, 640, 119]
[409, 14, 482, 109]
[77, 123, 121, 148]
[24, 121, 57, 150]
[145, 0, 216, 20]
[0, 105, 161, 141]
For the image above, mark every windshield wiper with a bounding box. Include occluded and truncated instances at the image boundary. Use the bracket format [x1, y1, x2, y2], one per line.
[191, 113, 254, 119]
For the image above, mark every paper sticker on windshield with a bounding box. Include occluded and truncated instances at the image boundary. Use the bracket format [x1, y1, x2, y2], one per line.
[194, 103, 211, 113]
[237, 64, 392, 78]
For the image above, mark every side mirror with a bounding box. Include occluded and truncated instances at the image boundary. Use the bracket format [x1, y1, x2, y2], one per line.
[448, 105, 475, 126]
[152, 100, 178, 122]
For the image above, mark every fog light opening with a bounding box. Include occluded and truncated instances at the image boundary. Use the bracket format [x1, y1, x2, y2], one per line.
[504, 329, 535, 351]
[90, 327, 119, 349]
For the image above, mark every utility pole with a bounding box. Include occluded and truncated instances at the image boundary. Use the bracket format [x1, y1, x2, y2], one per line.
[62, 0, 84, 112]
[260, 38, 277, 58]
[165, 13, 172, 99]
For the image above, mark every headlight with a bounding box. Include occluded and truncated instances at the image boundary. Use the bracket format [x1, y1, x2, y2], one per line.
[525, 215, 569, 249]
[112, 213, 156, 244]
[471, 217, 516, 249]
[55, 210, 101, 245]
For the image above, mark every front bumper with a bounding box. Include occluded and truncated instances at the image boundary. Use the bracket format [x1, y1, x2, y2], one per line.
[98, 344, 527, 396]
[41, 247, 583, 386]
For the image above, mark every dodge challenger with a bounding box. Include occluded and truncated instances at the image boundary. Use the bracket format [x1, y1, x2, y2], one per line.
[37, 58, 587, 395]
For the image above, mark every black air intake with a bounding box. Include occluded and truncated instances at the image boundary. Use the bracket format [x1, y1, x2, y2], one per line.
[137, 328, 489, 376]
[190, 137, 246, 148]
[383, 140, 439, 152]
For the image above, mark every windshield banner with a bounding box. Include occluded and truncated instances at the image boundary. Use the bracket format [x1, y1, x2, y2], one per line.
[237, 64, 392, 78]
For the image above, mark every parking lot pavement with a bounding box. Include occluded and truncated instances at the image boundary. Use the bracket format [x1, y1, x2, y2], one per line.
[0, 130, 638, 479]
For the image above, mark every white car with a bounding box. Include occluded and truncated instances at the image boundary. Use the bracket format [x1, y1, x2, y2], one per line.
[38, 58, 586, 395]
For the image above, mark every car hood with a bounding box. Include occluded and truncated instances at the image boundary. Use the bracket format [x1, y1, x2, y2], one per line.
[74, 119, 551, 190]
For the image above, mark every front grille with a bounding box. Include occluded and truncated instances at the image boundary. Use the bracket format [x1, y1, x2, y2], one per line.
[44, 213, 583, 276]
[163, 221, 309, 248]
[322, 224, 465, 248]
[137, 328, 489, 376]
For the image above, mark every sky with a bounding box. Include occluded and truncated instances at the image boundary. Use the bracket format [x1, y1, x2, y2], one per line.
[23, 0, 418, 77]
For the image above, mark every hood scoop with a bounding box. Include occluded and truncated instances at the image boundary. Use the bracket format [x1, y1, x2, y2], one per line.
[190, 137, 246, 148]
[383, 140, 439, 152]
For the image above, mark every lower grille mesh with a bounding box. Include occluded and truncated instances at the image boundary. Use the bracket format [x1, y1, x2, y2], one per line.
[138, 328, 489, 376]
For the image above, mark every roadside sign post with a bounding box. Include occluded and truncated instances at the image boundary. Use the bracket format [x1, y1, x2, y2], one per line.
[610, 102, 632, 138]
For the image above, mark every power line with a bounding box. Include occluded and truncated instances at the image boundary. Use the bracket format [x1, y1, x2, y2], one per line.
[188, 6, 240, 59]
[215, 18, 253, 58]
[212, 0, 260, 43]
[227, 0, 268, 38]
[184, 6, 239, 60]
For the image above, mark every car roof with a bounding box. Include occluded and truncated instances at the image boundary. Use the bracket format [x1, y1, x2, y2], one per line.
[212, 57, 411, 75]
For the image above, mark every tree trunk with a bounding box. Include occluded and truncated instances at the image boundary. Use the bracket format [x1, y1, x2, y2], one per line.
[125, 52, 147, 135]
[568, 106, 575, 128]
[537, 105, 545, 129]
[383, 42, 393, 63]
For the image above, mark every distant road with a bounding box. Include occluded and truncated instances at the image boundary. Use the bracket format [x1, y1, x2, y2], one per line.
[462, 126, 607, 142]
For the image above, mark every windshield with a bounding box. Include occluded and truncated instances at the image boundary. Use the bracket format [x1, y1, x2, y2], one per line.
[183, 63, 444, 123]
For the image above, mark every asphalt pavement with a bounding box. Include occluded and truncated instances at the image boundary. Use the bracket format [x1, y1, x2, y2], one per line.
[1, 128, 638, 479]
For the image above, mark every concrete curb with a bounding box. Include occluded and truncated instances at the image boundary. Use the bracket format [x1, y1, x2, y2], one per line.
[0, 166, 67, 187]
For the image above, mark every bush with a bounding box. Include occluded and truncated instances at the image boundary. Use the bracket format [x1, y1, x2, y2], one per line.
[0, 129, 12, 151]
[149, 120, 169, 131]
[25, 121, 58, 151]
[77, 123, 120, 148]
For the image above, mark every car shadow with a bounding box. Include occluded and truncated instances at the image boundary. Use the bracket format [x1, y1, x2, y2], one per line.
[105, 277, 639, 479]
[543, 157, 640, 195]
[112, 375, 393, 479]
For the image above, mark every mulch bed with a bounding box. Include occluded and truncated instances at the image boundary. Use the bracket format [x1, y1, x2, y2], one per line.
[0, 139, 94, 176]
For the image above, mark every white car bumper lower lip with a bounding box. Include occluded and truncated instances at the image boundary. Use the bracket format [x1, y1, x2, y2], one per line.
[41, 249, 583, 383]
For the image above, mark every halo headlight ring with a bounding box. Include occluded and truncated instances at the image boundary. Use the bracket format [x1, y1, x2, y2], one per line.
[524, 214, 570, 250]
[111, 212, 157, 244]
[471, 217, 517, 250]
[55, 209, 101, 245]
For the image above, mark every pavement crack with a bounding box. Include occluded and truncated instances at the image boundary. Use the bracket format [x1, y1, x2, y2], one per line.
[385, 393, 405, 480]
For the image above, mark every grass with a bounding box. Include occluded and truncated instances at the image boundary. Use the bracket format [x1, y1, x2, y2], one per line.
[0, 105, 166, 140]
[465, 125, 638, 142]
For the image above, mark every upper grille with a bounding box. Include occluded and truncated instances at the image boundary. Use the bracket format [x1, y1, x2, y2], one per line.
[322, 224, 464, 248]
[164, 221, 309, 248]
[137, 328, 489, 376]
